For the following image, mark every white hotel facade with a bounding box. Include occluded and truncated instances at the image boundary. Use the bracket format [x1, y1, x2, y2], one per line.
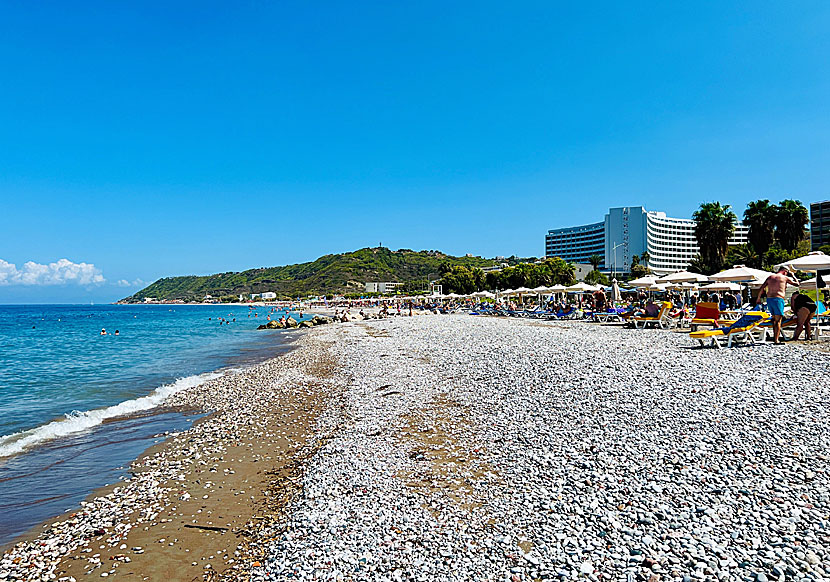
[545, 206, 749, 276]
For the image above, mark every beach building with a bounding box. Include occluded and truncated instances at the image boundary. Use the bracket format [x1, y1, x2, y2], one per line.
[481, 263, 509, 274]
[545, 206, 749, 275]
[365, 281, 402, 294]
[250, 292, 277, 300]
[573, 263, 594, 281]
[811, 200, 830, 250]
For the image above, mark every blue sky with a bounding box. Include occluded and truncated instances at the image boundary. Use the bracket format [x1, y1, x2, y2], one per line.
[1, 2, 829, 302]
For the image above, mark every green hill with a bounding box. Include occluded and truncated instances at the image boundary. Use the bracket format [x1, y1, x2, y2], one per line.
[122, 247, 497, 302]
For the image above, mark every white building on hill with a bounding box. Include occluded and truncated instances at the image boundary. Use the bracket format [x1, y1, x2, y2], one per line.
[365, 282, 402, 294]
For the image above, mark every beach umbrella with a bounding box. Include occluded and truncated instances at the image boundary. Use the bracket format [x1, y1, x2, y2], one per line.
[655, 270, 709, 284]
[643, 282, 669, 292]
[611, 278, 621, 302]
[628, 275, 660, 288]
[700, 281, 742, 292]
[528, 285, 551, 306]
[666, 281, 698, 290]
[709, 265, 774, 283]
[709, 265, 776, 308]
[565, 282, 597, 293]
[511, 286, 533, 304]
[546, 284, 567, 302]
[779, 251, 830, 272]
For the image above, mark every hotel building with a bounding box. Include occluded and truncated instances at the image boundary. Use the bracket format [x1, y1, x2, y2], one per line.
[811, 200, 830, 250]
[545, 206, 749, 275]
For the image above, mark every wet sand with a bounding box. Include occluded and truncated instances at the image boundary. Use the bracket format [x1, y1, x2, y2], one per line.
[0, 328, 343, 581]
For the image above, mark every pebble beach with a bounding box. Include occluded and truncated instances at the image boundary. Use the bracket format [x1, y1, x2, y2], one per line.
[2, 315, 829, 582]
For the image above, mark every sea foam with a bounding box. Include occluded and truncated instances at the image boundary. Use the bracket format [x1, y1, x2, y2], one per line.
[0, 372, 222, 459]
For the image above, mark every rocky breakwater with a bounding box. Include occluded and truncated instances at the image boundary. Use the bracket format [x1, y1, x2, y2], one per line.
[258, 312, 387, 330]
[258, 316, 326, 330]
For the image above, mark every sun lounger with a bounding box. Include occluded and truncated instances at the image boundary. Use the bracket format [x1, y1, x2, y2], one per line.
[595, 309, 624, 323]
[546, 307, 578, 320]
[667, 309, 690, 329]
[755, 316, 797, 343]
[813, 300, 830, 339]
[689, 302, 721, 331]
[690, 311, 769, 348]
[632, 301, 673, 329]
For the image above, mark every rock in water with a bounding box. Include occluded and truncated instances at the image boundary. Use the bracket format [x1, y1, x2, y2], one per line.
[286, 317, 299, 328]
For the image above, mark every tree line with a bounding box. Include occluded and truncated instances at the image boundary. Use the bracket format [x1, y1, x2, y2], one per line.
[438, 258, 577, 294]
[692, 199, 811, 275]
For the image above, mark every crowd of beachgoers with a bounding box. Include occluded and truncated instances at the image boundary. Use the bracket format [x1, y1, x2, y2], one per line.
[314, 286, 828, 346]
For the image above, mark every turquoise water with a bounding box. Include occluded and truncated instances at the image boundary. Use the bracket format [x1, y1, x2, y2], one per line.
[0, 303, 307, 547]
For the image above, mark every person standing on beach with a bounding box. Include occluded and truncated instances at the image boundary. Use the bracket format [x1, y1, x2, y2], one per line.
[755, 267, 800, 344]
[790, 290, 817, 341]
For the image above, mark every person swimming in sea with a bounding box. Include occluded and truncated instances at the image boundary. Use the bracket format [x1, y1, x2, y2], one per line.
[100, 328, 107, 335]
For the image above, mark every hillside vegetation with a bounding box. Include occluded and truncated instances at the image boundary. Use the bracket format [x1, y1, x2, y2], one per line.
[123, 247, 497, 302]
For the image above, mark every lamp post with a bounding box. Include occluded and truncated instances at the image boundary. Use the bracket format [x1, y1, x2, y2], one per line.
[612, 242, 623, 281]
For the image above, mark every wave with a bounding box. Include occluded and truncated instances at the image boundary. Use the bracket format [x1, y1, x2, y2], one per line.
[0, 372, 222, 459]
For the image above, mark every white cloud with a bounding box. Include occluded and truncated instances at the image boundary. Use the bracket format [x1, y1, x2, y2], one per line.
[117, 278, 145, 288]
[0, 258, 105, 286]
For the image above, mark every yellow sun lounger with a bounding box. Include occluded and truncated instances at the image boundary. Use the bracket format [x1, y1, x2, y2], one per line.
[689, 311, 769, 348]
[633, 301, 673, 329]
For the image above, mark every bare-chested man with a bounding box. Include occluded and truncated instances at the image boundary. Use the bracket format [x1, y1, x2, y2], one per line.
[755, 267, 799, 344]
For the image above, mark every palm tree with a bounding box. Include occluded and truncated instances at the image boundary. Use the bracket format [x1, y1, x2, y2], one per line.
[688, 254, 708, 275]
[775, 199, 809, 252]
[588, 254, 603, 271]
[693, 202, 736, 274]
[743, 200, 777, 258]
[640, 251, 650, 267]
[725, 243, 759, 269]
[546, 257, 576, 285]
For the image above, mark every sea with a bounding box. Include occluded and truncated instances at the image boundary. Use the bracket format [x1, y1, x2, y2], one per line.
[0, 303, 311, 548]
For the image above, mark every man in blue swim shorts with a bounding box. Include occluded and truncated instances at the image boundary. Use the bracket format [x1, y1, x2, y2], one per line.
[767, 297, 786, 316]
[755, 267, 800, 345]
